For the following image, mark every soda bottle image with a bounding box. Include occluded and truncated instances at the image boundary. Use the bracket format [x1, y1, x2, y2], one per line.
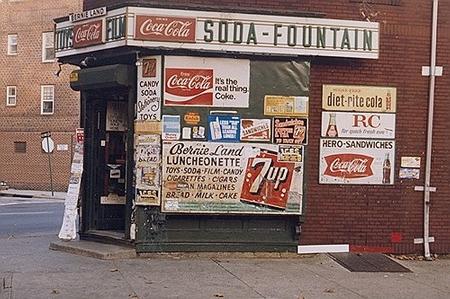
[382, 153, 391, 184]
[326, 113, 338, 137]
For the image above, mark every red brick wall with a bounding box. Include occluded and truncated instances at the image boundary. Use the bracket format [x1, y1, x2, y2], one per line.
[81, 0, 450, 253]
[0, 0, 83, 191]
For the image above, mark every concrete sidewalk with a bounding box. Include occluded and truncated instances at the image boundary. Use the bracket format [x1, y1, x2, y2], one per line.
[2, 234, 450, 299]
[0, 188, 66, 200]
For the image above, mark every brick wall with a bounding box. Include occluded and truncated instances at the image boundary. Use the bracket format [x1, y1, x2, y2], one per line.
[81, 0, 450, 253]
[0, 0, 83, 191]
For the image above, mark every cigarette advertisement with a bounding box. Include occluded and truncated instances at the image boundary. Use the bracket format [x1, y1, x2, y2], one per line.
[162, 141, 303, 214]
[319, 138, 395, 185]
[207, 115, 240, 142]
[322, 85, 396, 113]
[274, 118, 308, 145]
[321, 112, 395, 139]
[137, 56, 162, 121]
[164, 56, 250, 107]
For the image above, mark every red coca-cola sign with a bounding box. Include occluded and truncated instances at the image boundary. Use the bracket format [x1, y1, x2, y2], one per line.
[73, 19, 104, 48]
[324, 153, 374, 179]
[135, 15, 196, 43]
[164, 68, 213, 106]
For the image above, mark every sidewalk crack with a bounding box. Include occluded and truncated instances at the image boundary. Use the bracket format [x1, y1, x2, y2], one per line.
[211, 258, 266, 298]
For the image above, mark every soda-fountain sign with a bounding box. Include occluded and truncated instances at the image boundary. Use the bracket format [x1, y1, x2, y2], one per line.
[73, 19, 104, 48]
[135, 15, 196, 42]
[323, 153, 374, 179]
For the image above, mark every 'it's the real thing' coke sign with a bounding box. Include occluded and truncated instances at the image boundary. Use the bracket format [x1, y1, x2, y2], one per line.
[319, 138, 395, 185]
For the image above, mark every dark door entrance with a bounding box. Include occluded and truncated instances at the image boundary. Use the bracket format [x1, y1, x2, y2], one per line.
[83, 93, 129, 239]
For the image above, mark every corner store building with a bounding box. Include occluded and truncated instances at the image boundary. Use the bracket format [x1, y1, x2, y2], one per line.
[55, 0, 449, 255]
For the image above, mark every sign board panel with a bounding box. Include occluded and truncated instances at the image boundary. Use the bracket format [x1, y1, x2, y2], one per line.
[106, 101, 127, 131]
[319, 138, 395, 185]
[130, 7, 379, 59]
[162, 141, 303, 214]
[274, 118, 308, 145]
[264, 96, 309, 117]
[57, 7, 379, 59]
[322, 85, 396, 112]
[137, 56, 162, 121]
[321, 112, 395, 139]
[72, 19, 105, 48]
[240, 119, 271, 142]
[164, 56, 250, 107]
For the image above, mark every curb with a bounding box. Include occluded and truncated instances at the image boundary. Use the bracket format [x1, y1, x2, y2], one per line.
[0, 191, 65, 200]
[49, 240, 136, 260]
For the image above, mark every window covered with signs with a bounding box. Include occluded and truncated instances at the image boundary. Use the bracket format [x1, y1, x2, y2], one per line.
[42, 32, 55, 62]
[135, 56, 310, 214]
[7, 34, 17, 55]
[6, 86, 17, 106]
[41, 85, 54, 115]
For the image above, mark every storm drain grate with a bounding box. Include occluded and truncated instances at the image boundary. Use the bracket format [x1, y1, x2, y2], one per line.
[329, 253, 411, 272]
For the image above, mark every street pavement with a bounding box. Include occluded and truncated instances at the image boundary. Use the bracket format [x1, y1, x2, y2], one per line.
[0, 196, 63, 238]
[1, 195, 450, 299]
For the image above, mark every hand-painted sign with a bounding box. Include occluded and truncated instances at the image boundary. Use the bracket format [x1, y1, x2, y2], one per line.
[162, 142, 303, 214]
[73, 19, 104, 48]
[320, 138, 395, 185]
[137, 56, 162, 121]
[208, 115, 240, 142]
[135, 15, 196, 43]
[164, 56, 249, 107]
[57, 7, 379, 59]
[274, 118, 308, 145]
[322, 85, 396, 112]
[240, 119, 271, 142]
[134, 134, 161, 206]
[321, 112, 395, 139]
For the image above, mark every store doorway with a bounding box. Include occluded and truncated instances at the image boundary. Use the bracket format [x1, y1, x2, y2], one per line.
[83, 93, 129, 241]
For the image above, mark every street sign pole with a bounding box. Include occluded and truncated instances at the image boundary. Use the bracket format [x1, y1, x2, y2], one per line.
[41, 131, 54, 196]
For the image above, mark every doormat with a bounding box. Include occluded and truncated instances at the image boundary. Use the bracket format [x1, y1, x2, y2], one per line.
[329, 253, 411, 272]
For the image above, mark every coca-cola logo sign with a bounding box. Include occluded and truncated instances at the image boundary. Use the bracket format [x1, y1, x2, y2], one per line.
[135, 15, 196, 43]
[165, 68, 213, 106]
[73, 19, 104, 48]
[324, 153, 374, 179]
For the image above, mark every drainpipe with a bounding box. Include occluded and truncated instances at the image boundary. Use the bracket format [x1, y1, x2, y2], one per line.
[423, 0, 439, 261]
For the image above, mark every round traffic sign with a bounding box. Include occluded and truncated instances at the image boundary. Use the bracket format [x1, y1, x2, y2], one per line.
[42, 137, 55, 153]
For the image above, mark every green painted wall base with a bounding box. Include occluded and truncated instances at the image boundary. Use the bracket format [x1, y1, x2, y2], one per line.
[135, 207, 299, 253]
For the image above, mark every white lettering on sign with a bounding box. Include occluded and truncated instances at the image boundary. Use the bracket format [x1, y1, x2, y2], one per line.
[139, 19, 193, 38]
[74, 23, 101, 43]
[166, 74, 212, 90]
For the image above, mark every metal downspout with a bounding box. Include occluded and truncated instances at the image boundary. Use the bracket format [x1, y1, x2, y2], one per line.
[423, 0, 439, 261]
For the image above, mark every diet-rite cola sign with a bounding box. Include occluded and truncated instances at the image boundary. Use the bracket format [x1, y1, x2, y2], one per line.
[73, 19, 104, 48]
[322, 112, 396, 139]
[164, 56, 249, 107]
[162, 141, 303, 214]
[320, 138, 395, 185]
[135, 15, 196, 43]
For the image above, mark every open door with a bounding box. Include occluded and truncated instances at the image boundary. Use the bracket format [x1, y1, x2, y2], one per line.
[83, 95, 128, 238]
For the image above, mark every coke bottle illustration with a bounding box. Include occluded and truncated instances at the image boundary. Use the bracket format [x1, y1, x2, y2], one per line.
[382, 153, 391, 184]
[326, 113, 338, 137]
